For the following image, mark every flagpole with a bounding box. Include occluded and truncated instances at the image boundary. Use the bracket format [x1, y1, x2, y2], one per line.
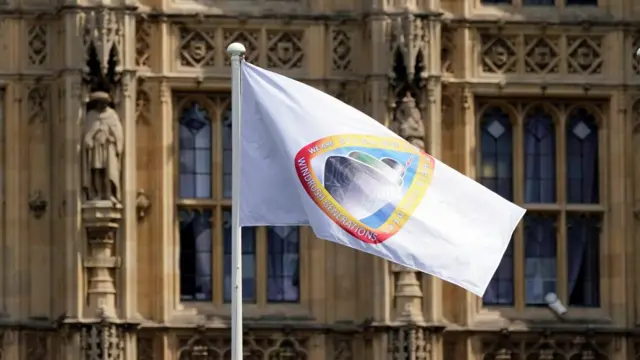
[227, 42, 246, 360]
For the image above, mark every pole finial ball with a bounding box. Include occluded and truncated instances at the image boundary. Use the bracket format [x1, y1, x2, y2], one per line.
[635, 47, 640, 57]
[227, 43, 247, 56]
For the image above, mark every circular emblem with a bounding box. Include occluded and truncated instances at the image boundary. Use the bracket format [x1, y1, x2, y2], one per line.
[294, 134, 435, 244]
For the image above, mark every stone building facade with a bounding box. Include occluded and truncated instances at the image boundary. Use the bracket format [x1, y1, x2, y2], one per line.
[0, 0, 639, 358]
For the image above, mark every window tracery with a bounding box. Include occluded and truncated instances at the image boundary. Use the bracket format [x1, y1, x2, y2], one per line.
[175, 94, 302, 306]
[479, 100, 603, 309]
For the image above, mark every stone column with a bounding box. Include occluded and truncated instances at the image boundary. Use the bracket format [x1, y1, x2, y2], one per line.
[387, 10, 427, 326]
[386, 10, 442, 360]
[391, 264, 424, 323]
[82, 202, 122, 317]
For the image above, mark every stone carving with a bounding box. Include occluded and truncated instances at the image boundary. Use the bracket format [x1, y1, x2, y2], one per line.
[331, 27, 352, 72]
[388, 327, 430, 360]
[480, 331, 613, 360]
[390, 10, 427, 81]
[28, 191, 48, 219]
[179, 27, 216, 68]
[267, 31, 304, 69]
[135, 18, 151, 68]
[27, 23, 48, 67]
[83, 9, 122, 74]
[137, 336, 154, 360]
[177, 332, 309, 360]
[81, 91, 124, 204]
[24, 331, 48, 360]
[441, 26, 454, 75]
[390, 92, 425, 150]
[27, 85, 48, 124]
[82, 200, 121, 316]
[333, 336, 353, 360]
[136, 189, 151, 220]
[81, 8, 124, 319]
[567, 36, 603, 74]
[82, 312, 125, 360]
[524, 36, 560, 74]
[480, 34, 517, 74]
[224, 30, 259, 66]
[136, 89, 150, 125]
[388, 8, 428, 325]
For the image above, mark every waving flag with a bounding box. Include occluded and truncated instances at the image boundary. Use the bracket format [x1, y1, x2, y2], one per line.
[239, 62, 525, 296]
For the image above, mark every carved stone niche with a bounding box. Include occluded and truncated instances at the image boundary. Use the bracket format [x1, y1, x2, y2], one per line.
[80, 6, 125, 320]
[388, 11, 428, 152]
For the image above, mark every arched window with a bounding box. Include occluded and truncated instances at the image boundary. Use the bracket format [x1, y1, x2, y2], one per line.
[177, 95, 301, 305]
[524, 107, 556, 203]
[566, 108, 599, 204]
[479, 101, 602, 309]
[565, 107, 600, 307]
[479, 106, 513, 200]
[479, 106, 514, 305]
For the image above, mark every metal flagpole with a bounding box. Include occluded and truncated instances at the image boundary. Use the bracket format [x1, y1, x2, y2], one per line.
[227, 42, 246, 360]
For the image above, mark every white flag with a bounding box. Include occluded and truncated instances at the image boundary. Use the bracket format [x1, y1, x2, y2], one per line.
[239, 62, 525, 296]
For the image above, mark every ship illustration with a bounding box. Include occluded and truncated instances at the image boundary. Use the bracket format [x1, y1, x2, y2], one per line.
[323, 150, 409, 220]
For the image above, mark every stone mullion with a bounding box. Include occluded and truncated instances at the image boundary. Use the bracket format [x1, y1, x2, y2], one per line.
[6, 82, 27, 321]
[608, 90, 628, 325]
[156, 78, 174, 324]
[54, 10, 89, 360]
[61, 73, 85, 321]
[58, 9, 86, 323]
[118, 11, 139, 325]
[632, 94, 640, 327]
[2, 80, 23, 360]
[421, 17, 443, 330]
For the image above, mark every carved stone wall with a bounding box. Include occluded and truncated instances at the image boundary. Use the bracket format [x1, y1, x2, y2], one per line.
[0, 0, 639, 359]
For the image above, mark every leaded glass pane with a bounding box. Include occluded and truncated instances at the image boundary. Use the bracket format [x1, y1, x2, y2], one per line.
[524, 108, 556, 203]
[480, 107, 513, 200]
[267, 226, 301, 303]
[480, 106, 514, 306]
[222, 108, 232, 199]
[223, 210, 257, 303]
[179, 102, 212, 199]
[524, 213, 557, 306]
[567, 214, 601, 307]
[179, 209, 213, 301]
[566, 108, 599, 204]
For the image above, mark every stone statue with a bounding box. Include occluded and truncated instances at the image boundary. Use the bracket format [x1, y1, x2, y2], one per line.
[392, 92, 425, 150]
[81, 91, 124, 204]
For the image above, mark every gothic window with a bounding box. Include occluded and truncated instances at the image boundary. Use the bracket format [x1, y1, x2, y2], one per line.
[479, 106, 515, 305]
[566, 108, 600, 307]
[524, 108, 556, 203]
[479, 102, 602, 309]
[177, 94, 302, 306]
